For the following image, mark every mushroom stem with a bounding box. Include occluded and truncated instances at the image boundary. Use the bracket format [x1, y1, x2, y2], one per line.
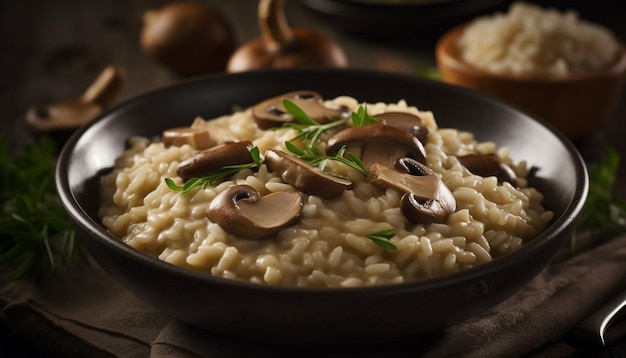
[81, 65, 126, 108]
[258, 0, 293, 51]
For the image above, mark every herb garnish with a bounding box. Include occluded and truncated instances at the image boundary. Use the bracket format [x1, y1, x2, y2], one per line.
[366, 229, 397, 252]
[165, 146, 262, 193]
[0, 137, 84, 279]
[281, 99, 368, 176]
[351, 104, 380, 127]
[571, 148, 626, 252]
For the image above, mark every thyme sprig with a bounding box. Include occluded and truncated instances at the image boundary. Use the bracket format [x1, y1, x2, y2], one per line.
[278, 99, 348, 147]
[0, 137, 84, 279]
[165, 146, 262, 193]
[280, 99, 368, 176]
[366, 229, 397, 252]
[351, 104, 381, 127]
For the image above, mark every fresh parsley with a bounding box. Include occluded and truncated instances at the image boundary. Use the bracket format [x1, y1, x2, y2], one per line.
[0, 137, 84, 279]
[165, 146, 262, 193]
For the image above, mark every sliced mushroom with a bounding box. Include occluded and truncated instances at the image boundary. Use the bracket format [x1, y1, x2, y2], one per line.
[368, 158, 456, 224]
[177, 141, 252, 180]
[163, 116, 238, 150]
[207, 184, 303, 240]
[25, 66, 126, 144]
[163, 126, 214, 149]
[458, 153, 518, 186]
[374, 112, 429, 144]
[265, 149, 352, 199]
[251, 90, 349, 129]
[326, 124, 426, 170]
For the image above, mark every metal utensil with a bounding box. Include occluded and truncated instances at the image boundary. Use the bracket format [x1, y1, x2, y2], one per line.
[569, 288, 626, 346]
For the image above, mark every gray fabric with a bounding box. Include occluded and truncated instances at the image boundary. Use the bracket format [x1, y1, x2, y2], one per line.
[2, 236, 626, 357]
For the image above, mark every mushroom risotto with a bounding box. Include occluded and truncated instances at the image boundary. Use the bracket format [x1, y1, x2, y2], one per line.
[99, 92, 553, 288]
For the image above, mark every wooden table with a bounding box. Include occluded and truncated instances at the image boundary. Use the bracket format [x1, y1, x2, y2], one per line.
[2, 0, 626, 355]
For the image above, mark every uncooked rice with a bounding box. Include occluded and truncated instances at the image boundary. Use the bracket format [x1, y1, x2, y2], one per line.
[99, 96, 553, 288]
[457, 2, 617, 76]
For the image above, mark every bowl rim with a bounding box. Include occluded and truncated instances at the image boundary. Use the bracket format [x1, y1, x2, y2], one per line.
[56, 67, 589, 295]
[436, 24, 626, 83]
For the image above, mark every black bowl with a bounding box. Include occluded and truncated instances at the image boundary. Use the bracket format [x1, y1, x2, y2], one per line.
[56, 68, 587, 345]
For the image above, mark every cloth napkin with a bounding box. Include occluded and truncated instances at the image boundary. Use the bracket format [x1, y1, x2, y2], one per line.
[2, 235, 626, 358]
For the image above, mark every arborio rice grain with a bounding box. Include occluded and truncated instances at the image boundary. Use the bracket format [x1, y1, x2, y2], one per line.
[457, 2, 617, 76]
[99, 96, 553, 288]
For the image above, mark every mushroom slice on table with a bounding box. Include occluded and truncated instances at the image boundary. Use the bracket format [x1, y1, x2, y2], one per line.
[177, 141, 253, 181]
[326, 124, 426, 170]
[458, 153, 519, 186]
[368, 158, 456, 224]
[251, 90, 349, 129]
[163, 116, 238, 150]
[265, 149, 353, 199]
[374, 111, 429, 144]
[206, 184, 303, 240]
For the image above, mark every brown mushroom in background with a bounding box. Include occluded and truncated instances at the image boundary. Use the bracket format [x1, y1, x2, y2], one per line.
[326, 124, 426, 170]
[265, 149, 353, 199]
[458, 153, 519, 186]
[140, 2, 234, 76]
[25, 65, 126, 147]
[227, 0, 348, 72]
[374, 112, 429, 144]
[177, 141, 252, 181]
[368, 158, 456, 224]
[251, 90, 349, 129]
[206, 184, 303, 240]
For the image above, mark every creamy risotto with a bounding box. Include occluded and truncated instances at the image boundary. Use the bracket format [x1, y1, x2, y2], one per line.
[99, 94, 553, 288]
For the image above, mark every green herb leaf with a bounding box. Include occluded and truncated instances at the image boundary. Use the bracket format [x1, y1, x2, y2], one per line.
[351, 105, 380, 127]
[0, 136, 84, 279]
[366, 229, 397, 252]
[415, 66, 441, 81]
[571, 148, 626, 253]
[282, 99, 318, 125]
[279, 100, 367, 177]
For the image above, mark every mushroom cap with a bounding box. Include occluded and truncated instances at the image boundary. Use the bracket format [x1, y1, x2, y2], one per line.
[265, 149, 353, 199]
[458, 153, 519, 186]
[374, 111, 429, 144]
[226, 28, 348, 73]
[177, 141, 253, 180]
[251, 90, 349, 129]
[326, 124, 426, 169]
[206, 184, 303, 240]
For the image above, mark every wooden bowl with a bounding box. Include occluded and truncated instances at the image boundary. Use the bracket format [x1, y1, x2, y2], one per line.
[436, 24, 626, 140]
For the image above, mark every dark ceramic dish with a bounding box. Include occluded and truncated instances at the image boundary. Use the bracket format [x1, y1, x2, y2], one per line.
[56, 68, 587, 345]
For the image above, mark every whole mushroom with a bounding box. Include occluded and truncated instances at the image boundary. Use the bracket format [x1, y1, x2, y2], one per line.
[140, 2, 235, 76]
[227, 0, 348, 72]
